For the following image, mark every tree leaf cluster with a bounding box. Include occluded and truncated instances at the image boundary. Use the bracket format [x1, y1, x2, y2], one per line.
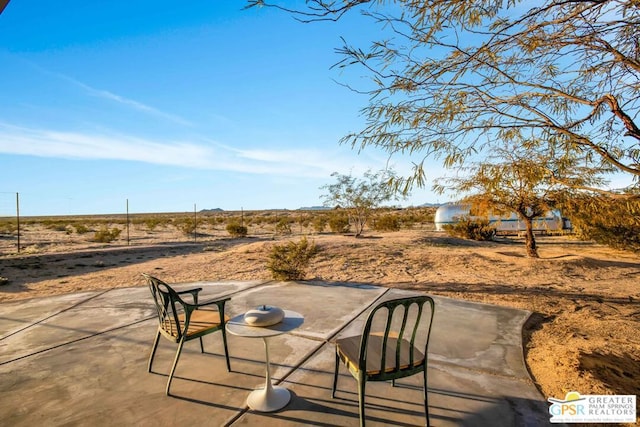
[249, 0, 639, 192]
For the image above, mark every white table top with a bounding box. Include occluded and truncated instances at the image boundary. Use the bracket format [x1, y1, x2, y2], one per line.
[226, 310, 304, 338]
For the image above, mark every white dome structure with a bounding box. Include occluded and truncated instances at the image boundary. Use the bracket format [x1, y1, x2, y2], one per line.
[433, 203, 472, 231]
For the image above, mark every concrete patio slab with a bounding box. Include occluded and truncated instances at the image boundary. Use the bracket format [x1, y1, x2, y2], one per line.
[0, 281, 264, 364]
[0, 280, 552, 426]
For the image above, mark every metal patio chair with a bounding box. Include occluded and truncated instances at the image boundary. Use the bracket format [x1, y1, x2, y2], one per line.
[332, 295, 436, 426]
[142, 273, 231, 395]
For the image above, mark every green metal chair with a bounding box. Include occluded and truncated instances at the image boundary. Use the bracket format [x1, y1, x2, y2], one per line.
[142, 273, 231, 396]
[332, 295, 435, 426]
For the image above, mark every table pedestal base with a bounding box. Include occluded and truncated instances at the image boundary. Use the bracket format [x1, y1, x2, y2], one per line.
[247, 385, 291, 412]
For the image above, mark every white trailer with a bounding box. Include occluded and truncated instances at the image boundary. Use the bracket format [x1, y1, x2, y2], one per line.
[434, 203, 571, 234]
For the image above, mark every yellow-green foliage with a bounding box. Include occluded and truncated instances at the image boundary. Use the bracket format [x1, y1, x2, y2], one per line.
[0, 220, 16, 234]
[563, 196, 640, 251]
[74, 223, 90, 234]
[444, 217, 495, 241]
[328, 212, 350, 233]
[373, 214, 401, 232]
[312, 215, 328, 233]
[178, 217, 196, 236]
[143, 217, 163, 231]
[266, 237, 318, 281]
[275, 218, 292, 235]
[44, 221, 69, 232]
[226, 223, 248, 237]
[93, 226, 122, 243]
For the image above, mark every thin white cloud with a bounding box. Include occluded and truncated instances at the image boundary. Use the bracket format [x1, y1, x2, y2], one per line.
[75, 81, 194, 127]
[0, 123, 210, 167]
[35, 65, 193, 126]
[0, 123, 370, 178]
[211, 142, 379, 177]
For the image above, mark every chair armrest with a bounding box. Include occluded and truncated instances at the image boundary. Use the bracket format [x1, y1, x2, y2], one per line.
[177, 287, 203, 304]
[183, 297, 231, 318]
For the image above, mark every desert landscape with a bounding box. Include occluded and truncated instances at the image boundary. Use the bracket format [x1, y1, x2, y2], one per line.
[1, 211, 639, 423]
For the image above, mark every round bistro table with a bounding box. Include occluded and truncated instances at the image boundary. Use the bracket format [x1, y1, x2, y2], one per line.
[226, 310, 304, 412]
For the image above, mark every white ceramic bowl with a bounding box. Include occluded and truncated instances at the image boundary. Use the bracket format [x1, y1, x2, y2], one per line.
[244, 305, 285, 327]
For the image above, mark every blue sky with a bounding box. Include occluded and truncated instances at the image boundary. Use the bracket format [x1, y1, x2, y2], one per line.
[0, 1, 449, 216]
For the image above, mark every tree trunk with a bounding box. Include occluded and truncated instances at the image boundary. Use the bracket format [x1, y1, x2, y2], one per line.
[523, 217, 539, 258]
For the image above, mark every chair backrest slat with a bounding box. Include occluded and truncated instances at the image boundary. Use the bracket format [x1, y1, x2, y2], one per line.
[396, 302, 410, 370]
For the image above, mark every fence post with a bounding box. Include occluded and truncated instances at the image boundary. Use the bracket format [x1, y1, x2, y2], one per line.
[16, 192, 20, 253]
[126, 199, 130, 246]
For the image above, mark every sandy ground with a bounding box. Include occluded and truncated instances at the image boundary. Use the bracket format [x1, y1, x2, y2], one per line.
[1, 225, 639, 421]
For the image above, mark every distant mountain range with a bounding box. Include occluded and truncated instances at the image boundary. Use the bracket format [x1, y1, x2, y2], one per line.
[298, 206, 332, 211]
[200, 203, 440, 213]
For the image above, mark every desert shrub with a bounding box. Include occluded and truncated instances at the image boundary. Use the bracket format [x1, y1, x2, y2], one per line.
[74, 223, 90, 234]
[328, 213, 350, 234]
[298, 214, 312, 230]
[399, 215, 416, 229]
[312, 215, 328, 233]
[245, 213, 258, 226]
[226, 223, 248, 237]
[275, 218, 292, 235]
[373, 214, 401, 232]
[266, 237, 318, 280]
[444, 217, 495, 241]
[93, 226, 122, 243]
[0, 220, 16, 234]
[144, 218, 163, 231]
[178, 218, 196, 236]
[46, 222, 69, 232]
[203, 217, 218, 228]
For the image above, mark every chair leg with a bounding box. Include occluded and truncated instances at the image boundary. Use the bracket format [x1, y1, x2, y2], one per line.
[148, 330, 161, 373]
[358, 374, 366, 427]
[331, 350, 339, 398]
[199, 336, 204, 353]
[423, 369, 430, 427]
[166, 339, 185, 396]
[221, 327, 231, 372]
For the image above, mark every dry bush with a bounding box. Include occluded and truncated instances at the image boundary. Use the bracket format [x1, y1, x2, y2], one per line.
[373, 214, 401, 232]
[312, 215, 328, 233]
[266, 237, 318, 280]
[226, 223, 248, 237]
[275, 218, 293, 235]
[444, 217, 495, 241]
[328, 213, 350, 234]
[93, 226, 122, 243]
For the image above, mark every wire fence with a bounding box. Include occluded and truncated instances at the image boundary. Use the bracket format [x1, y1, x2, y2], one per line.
[0, 200, 436, 257]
